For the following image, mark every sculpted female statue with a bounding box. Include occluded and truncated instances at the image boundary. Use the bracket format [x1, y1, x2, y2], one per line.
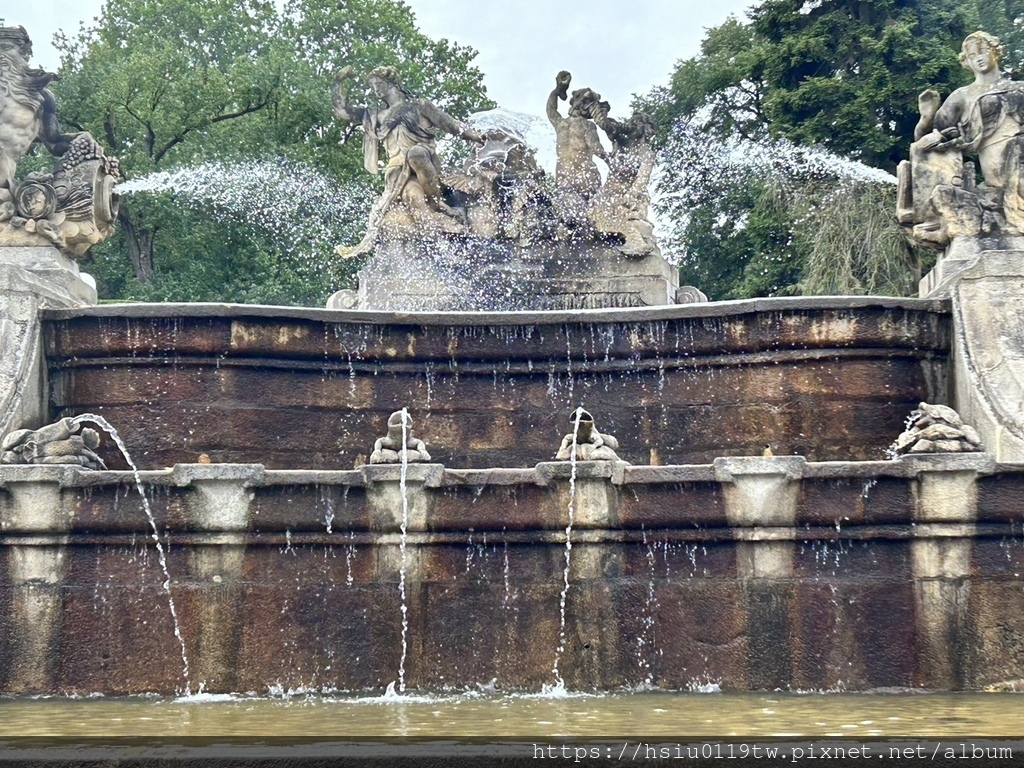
[914, 32, 1024, 233]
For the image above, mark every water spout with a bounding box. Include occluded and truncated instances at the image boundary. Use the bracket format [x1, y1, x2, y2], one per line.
[70, 413, 191, 693]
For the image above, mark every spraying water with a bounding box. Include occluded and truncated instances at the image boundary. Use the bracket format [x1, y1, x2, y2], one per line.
[663, 123, 897, 190]
[115, 158, 375, 274]
[465, 108, 559, 176]
[70, 414, 191, 692]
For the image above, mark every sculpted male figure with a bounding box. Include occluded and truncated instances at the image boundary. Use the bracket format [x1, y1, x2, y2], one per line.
[331, 65, 483, 256]
[0, 26, 75, 190]
[546, 71, 607, 230]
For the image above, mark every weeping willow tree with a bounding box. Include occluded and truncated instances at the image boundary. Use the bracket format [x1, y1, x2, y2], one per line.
[796, 183, 925, 295]
[760, 179, 931, 297]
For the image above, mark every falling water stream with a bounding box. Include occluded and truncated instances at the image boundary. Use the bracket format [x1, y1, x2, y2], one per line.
[70, 414, 191, 693]
[396, 407, 411, 695]
[550, 407, 583, 692]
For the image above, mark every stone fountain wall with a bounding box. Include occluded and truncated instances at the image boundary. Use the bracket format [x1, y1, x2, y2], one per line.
[7, 294, 1023, 695]
[41, 298, 949, 471]
[1, 453, 1023, 694]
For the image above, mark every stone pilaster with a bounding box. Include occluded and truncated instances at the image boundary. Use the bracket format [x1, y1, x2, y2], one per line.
[903, 453, 991, 689]
[0, 465, 76, 692]
[0, 247, 96, 437]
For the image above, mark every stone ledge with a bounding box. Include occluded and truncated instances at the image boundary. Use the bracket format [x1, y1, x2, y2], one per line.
[170, 463, 266, 486]
[534, 461, 627, 485]
[359, 463, 445, 487]
[40, 295, 951, 326]
[714, 456, 806, 482]
[1, 455, 1007, 490]
[441, 467, 539, 487]
[894, 452, 995, 475]
[619, 465, 717, 484]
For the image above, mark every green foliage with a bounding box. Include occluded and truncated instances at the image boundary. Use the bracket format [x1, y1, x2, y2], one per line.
[789, 181, 925, 296]
[752, 0, 973, 171]
[971, 0, 1024, 76]
[642, 19, 770, 143]
[51, 0, 492, 305]
[645, 0, 986, 300]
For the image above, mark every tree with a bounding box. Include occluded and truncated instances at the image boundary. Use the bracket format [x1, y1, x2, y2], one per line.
[51, 0, 493, 305]
[643, 0, 986, 300]
[54, 0, 285, 285]
[973, 0, 1024, 77]
[751, 0, 975, 171]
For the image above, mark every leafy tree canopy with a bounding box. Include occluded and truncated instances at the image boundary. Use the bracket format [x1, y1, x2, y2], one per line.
[642, 0, 1020, 301]
[50, 0, 493, 305]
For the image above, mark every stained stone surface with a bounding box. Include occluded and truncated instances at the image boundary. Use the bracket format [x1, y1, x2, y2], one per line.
[0, 454, 1019, 695]
[948, 250, 1024, 461]
[0, 246, 96, 438]
[41, 297, 949, 471]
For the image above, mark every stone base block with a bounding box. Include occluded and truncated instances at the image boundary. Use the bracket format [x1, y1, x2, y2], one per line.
[945, 243, 1024, 460]
[354, 239, 680, 311]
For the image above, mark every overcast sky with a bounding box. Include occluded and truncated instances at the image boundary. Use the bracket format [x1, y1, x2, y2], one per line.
[10, 0, 751, 116]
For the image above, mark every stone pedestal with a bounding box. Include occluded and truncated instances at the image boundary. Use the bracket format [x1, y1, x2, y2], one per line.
[919, 235, 1024, 299]
[351, 239, 680, 311]
[921, 239, 1024, 460]
[0, 247, 96, 437]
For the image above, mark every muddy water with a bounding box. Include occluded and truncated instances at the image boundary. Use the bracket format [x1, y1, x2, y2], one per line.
[1, 692, 1021, 737]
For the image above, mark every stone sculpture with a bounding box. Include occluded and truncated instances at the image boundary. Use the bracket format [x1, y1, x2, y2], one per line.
[555, 408, 622, 462]
[445, 127, 555, 244]
[331, 68, 688, 310]
[331, 65, 484, 257]
[1, 417, 106, 469]
[546, 71, 607, 234]
[0, 26, 120, 257]
[898, 32, 1024, 247]
[893, 402, 984, 455]
[369, 410, 432, 464]
[592, 104, 659, 257]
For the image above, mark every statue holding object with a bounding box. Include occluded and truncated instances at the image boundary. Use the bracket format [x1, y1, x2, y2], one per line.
[331, 65, 484, 258]
[546, 70, 607, 234]
[899, 31, 1024, 248]
[0, 25, 120, 257]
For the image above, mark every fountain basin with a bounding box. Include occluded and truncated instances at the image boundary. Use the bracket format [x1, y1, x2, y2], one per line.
[42, 297, 949, 470]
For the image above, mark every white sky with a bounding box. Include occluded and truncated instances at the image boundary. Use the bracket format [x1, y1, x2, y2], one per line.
[9, 0, 752, 116]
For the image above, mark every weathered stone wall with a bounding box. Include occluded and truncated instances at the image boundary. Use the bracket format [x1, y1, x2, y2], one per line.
[42, 298, 950, 471]
[1, 455, 1021, 695]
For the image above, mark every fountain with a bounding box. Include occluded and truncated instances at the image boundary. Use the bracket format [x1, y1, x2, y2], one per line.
[2, 26, 1024, 701]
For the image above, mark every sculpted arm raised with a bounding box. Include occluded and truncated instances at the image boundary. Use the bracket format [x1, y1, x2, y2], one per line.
[547, 70, 571, 127]
[331, 66, 367, 124]
[914, 89, 942, 141]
